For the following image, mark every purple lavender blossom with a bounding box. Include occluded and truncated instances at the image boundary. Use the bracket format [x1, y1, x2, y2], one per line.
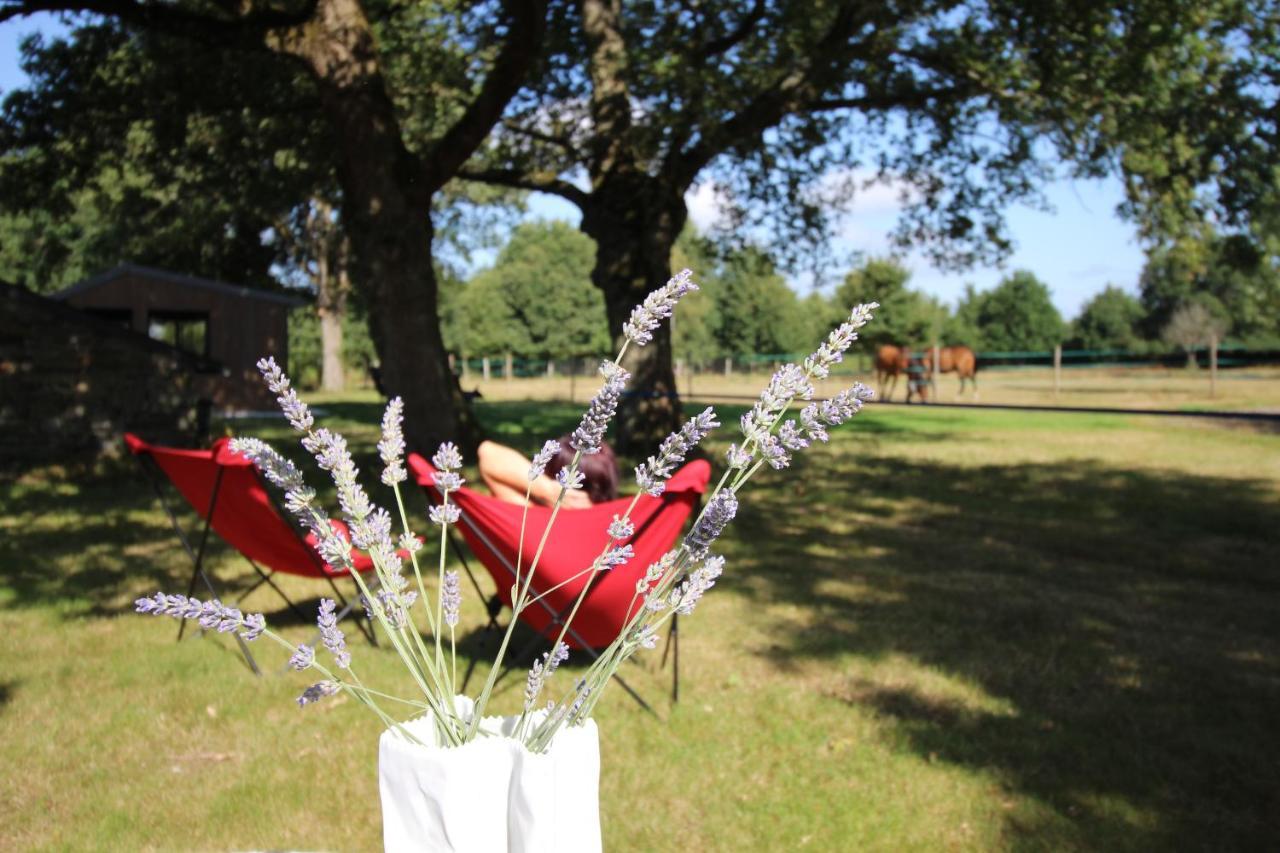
[376, 587, 418, 629]
[256, 356, 313, 433]
[442, 571, 461, 627]
[429, 503, 461, 526]
[297, 681, 340, 707]
[528, 439, 560, 481]
[289, 644, 315, 671]
[607, 515, 634, 541]
[567, 682, 592, 721]
[635, 407, 719, 496]
[434, 471, 464, 495]
[777, 420, 809, 451]
[798, 383, 874, 444]
[725, 443, 753, 469]
[523, 642, 570, 710]
[571, 363, 629, 454]
[556, 467, 585, 492]
[802, 303, 878, 379]
[671, 554, 726, 616]
[228, 438, 306, 493]
[378, 397, 407, 486]
[636, 552, 676, 594]
[135, 593, 266, 641]
[686, 490, 738, 557]
[799, 404, 829, 444]
[635, 625, 659, 650]
[398, 532, 423, 554]
[622, 269, 699, 347]
[432, 441, 463, 472]
[758, 434, 790, 470]
[317, 598, 350, 669]
[601, 544, 633, 570]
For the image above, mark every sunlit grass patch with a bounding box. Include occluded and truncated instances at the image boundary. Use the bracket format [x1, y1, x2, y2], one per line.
[1, 400, 1278, 850]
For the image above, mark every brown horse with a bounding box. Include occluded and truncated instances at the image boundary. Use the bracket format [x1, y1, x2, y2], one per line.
[882, 344, 980, 401]
[874, 344, 910, 401]
[936, 345, 979, 396]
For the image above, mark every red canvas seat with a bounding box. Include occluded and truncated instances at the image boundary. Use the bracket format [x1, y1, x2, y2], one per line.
[408, 452, 709, 706]
[126, 433, 381, 672]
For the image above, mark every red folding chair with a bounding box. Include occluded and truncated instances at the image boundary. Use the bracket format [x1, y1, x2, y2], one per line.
[125, 433, 383, 673]
[407, 452, 710, 710]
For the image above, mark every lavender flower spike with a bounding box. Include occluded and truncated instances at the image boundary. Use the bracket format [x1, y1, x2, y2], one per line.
[442, 570, 461, 627]
[297, 681, 340, 707]
[607, 515, 634, 541]
[802, 302, 879, 379]
[433, 441, 463, 472]
[256, 356, 313, 433]
[635, 407, 719, 496]
[378, 397, 407, 486]
[523, 642, 570, 710]
[317, 598, 351, 669]
[289, 644, 316, 671]
[686, 490, 738, 557]
[135, 593, 266, 641]
[429, 503, 461, 526]
[571, 363, 630, 454]
[528, 439, 560, 481]
[623, 268, 698, 347]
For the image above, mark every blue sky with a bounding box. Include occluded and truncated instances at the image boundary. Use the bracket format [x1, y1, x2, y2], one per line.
[2, 15, 1147, 319]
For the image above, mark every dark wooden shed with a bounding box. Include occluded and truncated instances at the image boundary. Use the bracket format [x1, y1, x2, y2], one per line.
[55, 265, 306, 410]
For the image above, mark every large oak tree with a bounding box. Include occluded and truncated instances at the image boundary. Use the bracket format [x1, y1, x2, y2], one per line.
[463, 0, 1278, 448]
[2, 0, 549, 452]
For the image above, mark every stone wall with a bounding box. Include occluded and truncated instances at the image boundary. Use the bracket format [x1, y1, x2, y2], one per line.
[0, 282, 215, 472]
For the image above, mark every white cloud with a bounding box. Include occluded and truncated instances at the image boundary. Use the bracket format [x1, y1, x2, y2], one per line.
[684, 180, 730, 231]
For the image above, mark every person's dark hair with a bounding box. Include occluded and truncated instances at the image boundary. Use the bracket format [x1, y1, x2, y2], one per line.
[545, 434, 619, 504]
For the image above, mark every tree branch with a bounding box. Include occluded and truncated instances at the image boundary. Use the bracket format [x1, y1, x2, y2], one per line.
[421, 0, 548, 191]
[501, 119, 582, 160]
[695, 0, 765, 60]
[669, 4, 866, 185]
[806, 83, 979, 114]
[0, 0, 316, 39]
[459, 167, 588, 208]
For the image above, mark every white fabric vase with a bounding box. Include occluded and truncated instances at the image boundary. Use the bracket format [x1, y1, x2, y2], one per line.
[378, 697, 602, 853]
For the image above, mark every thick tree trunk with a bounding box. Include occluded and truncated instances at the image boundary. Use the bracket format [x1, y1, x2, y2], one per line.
[277, 0, 480, 452]
[580, 180, 687, 454]
[312, 220, 346, 392]
[317, 288, 345, 392]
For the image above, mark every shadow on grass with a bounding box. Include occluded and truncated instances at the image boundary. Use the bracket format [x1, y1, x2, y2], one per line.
[728, 449, 1280, 850]
[6, 400, 1278, 847]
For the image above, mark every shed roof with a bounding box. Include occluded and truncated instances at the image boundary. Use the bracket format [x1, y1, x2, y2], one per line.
[2, 280, 222, 370]
[54, 264, 309, 308]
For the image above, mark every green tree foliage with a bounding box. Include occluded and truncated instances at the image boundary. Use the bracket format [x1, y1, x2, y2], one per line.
[0, 25, 328, 293]
[944, 284, 986, 350]
[831, 257, 945, 348]
[1, 0, 548, 452]
[450, 221, 608, 359]
[669, 229, 724, 365]
[1070, 286, 1145, 351]
[714, 246, 810, 357]
[963, 271, 1066, 352]
[1139, 230, 1280, 343]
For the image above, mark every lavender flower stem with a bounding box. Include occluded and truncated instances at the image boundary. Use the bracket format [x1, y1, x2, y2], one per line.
[431, 493, 459, 696]
[389, 482, 453, 703]
[468, 450, 582, 739]
[254, 622, 421, 742]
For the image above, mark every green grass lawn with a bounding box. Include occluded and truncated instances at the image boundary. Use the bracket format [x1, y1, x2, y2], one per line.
[2, 399, 1279, 851]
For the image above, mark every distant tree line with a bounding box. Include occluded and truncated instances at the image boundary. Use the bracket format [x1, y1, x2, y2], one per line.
[408, 220, 1278, 380]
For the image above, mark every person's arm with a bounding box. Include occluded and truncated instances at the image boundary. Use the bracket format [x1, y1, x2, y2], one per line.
[477, 440, 591, 508]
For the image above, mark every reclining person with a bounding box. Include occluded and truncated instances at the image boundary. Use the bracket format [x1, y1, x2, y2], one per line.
[477, 436, 618, 509]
